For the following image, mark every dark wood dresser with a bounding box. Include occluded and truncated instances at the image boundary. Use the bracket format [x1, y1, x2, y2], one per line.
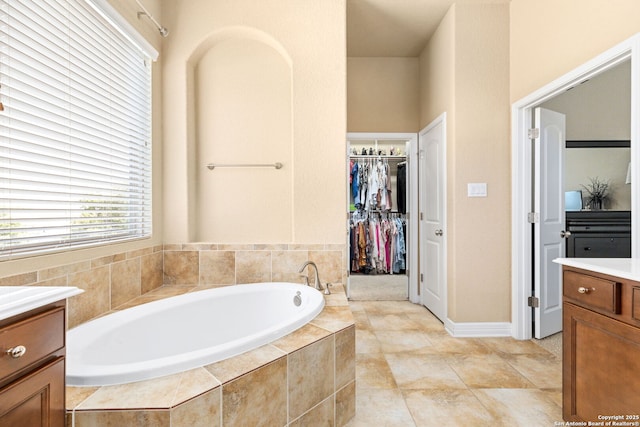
[565, 211, 631, 258]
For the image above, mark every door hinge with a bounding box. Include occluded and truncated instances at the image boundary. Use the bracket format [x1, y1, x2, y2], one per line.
[420, 273, 424, 282]
[528, 128, 540, 139]
[527, 212, 539, 223]
[528, 296, 539, 308]
[420, 212, 424, 221]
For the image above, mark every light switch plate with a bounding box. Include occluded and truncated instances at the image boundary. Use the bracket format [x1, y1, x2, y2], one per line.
[468, 183, 487, 197]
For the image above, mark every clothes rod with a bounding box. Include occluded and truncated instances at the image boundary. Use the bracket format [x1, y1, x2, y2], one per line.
[206, 162, 283, 170]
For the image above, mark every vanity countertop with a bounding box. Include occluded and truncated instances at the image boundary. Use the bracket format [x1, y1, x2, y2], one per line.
[0, 286, 83, 321]
[554, 257, 640, 282]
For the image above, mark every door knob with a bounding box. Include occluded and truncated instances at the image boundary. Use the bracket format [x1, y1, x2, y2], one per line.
[561, 230, 571, 238]
[435, 229, 443, 236]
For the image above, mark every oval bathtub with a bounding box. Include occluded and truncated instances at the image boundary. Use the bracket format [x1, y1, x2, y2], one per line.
[66, 283, 324, 387]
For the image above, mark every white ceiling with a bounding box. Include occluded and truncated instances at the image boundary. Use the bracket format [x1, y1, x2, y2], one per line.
[347, 0, 508, 57]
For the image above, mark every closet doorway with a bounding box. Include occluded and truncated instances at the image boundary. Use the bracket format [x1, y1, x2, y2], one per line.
[346, 133, 418, 301]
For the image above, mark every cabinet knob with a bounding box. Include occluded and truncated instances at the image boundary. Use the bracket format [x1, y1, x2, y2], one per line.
[578, 287, 591, 294]
[6, 345, 27, 359]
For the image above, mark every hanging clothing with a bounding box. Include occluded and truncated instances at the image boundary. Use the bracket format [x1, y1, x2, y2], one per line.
[349, 211, 406, 275]
[351, 161, 359, 201]
[392, 217, 406, 273]
[397, 162, 407, 214]
[349, 158, 394, 212]
[358, 162, 368, 209]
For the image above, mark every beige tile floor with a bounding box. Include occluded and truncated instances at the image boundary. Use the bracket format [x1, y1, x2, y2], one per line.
[346, 300, 563, 427]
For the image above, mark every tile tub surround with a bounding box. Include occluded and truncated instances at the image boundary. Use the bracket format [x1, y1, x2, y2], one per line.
[0, 245, 164, 329]
[65, 283, 356, 427]
[0, 243, 346, 329]
[163, 243, 346, 287]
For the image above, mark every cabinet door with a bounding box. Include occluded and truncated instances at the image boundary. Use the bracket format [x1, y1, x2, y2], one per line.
[0, 358, 65, 427]
[563, 302, 640, 421]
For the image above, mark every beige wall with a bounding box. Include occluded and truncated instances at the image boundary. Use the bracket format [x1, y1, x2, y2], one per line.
[420, 3, 511, 323]
[419, 7, 455, 128]
[195, 37, 293, 242]
[162, 0, 346, 245]
[0, 0, 164, 278]
[347, 57, 420, 132]
[510, 0, 640, 103]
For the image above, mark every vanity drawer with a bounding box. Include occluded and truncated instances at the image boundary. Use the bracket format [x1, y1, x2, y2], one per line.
[0, 307, 65, 381]
[633, 287, 640, 322]
[563, 270, 621, 314]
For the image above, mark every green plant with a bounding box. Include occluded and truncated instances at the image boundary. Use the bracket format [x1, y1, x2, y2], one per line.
[581, 177, 610, 209]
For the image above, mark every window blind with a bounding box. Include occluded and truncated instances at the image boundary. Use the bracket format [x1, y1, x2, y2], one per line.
[0, 0, 153, 259]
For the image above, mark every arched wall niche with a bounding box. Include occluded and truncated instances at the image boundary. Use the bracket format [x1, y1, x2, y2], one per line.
[186, 26, 293, 243]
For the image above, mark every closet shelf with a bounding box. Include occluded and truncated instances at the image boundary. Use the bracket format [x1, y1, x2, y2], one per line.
[350, 209, 406, 214]
[350, 155, 406, 160]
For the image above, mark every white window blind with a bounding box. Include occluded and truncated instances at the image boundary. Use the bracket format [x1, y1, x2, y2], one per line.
[0, 0, 152, 259]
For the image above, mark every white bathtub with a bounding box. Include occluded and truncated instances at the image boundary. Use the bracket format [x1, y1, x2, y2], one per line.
[66, 283, 324, 387]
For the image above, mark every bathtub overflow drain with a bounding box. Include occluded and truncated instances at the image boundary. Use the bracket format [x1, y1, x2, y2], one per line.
[293, 291, 302, 306]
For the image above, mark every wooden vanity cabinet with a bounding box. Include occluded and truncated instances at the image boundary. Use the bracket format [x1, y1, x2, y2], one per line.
[0, 301, 67, 427]
[562, 267, 640, 421]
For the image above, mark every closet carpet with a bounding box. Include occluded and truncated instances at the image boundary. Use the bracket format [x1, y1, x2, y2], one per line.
[532, 332, 562, 359]
[348, 274, 408, 301]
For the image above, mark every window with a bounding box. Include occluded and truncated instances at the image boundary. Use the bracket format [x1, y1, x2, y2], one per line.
[0, 0, 155, 259]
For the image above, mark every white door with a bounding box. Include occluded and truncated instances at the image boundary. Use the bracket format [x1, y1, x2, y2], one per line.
[419, 114, 446, 322]
[534, 107, 566, 338]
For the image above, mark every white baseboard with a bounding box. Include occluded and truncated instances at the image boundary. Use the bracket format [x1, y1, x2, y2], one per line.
[444, 319, 512, 338]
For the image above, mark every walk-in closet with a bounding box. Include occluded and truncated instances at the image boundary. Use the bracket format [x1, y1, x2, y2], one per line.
[346, 133, 417, 301]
